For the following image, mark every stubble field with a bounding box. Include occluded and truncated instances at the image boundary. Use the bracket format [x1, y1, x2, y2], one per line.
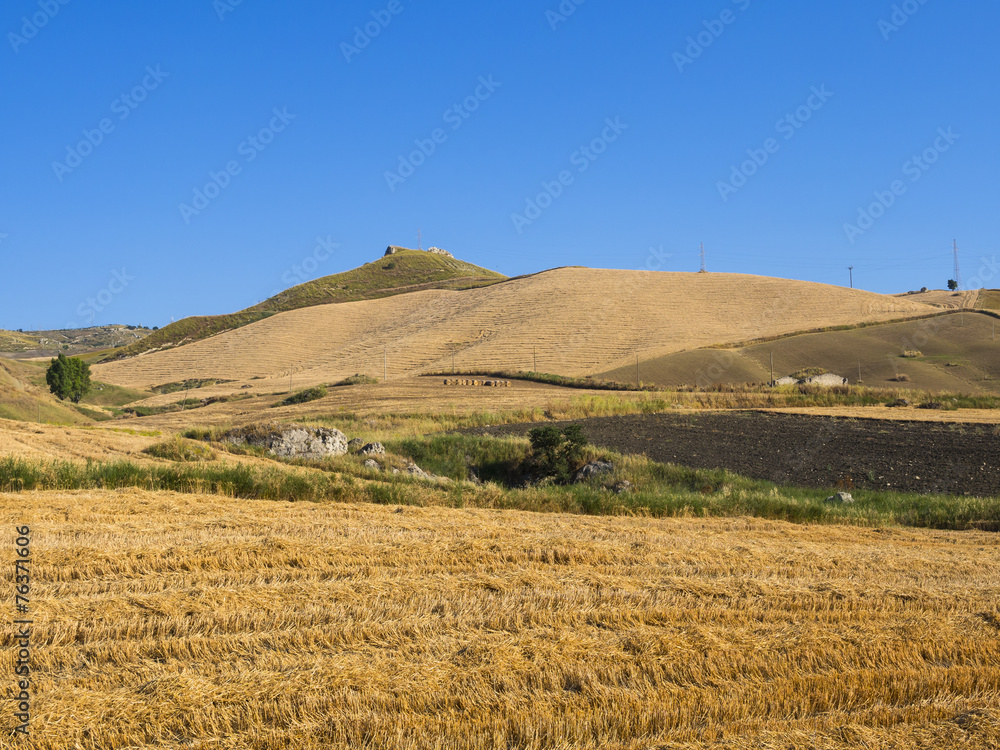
[1, 489, 999, 749]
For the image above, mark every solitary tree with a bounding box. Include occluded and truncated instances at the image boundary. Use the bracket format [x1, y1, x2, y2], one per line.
[45, 354, 91, 403]
[947, 279, 958, 291]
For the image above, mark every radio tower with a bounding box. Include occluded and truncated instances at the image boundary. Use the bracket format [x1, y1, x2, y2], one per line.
[953, 239, 962, 290]
[417, 228, 423, 251]
[699, 242, 706, 273]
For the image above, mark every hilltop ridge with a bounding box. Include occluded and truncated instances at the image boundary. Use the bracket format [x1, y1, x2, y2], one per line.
[110, 248, 506, 360]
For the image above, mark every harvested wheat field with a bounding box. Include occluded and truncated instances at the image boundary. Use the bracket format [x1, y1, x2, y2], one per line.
[93, 270, 935, 391]
[2, 489, 998, 749]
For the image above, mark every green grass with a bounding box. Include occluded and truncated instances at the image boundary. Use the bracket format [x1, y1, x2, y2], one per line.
[81, 381, 151, 407]
[150, 378, 232, 395]
[108, 250, 506, 361]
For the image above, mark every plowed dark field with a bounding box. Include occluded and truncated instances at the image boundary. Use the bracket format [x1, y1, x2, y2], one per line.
[474, 411, 1000, 496]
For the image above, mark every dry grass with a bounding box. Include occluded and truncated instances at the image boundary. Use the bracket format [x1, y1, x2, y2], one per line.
[0, 489, 997, 749]
[93, 270, 935, 391]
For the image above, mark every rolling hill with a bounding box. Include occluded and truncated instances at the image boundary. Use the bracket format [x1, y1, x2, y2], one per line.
[93, 268, 938, 392]
[110, 248, 506, 360]
[597, 311, 1000, 393]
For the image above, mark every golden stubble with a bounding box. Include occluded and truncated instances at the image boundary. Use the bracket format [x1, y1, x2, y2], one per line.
[0, 489, 997, 749]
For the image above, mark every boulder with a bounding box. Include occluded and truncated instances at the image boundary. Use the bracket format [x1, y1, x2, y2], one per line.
[360, 442, 386, 455]
[364, 459, 381, 471]
[611, 480, 633, 494]
[223, 423, 347, 459]
[347, 438, 365, 452]
[573, 461, 614, 483]
[825, 491, 854, 504]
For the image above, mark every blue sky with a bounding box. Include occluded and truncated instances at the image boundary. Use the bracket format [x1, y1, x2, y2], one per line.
[1, 0, 997, 330]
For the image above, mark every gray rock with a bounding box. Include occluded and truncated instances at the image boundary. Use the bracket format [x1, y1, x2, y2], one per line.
[347, 438, 365, 452]
[364, 459, 381, 471]
[223, 423, 347, 459]
[573, 461, 614, 483]
[360, 442, 385, 455]
[611, 480, 633, 494]
[825, 491, 855, 504]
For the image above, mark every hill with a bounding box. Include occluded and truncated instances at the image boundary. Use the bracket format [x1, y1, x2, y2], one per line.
[110, 248, 506, 360]
[597, 311, 1000, 393]
[0, 324, 152, 358]
[93, 269, 937, 392]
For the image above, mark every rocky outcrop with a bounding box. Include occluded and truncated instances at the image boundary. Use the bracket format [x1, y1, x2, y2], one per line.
[573, 461, 614, 483]
[360, 442, 386, 455]
[223, 423, 347, 459]
[825, 491, 854, 504]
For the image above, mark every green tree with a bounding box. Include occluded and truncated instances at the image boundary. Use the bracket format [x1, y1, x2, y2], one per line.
[947, 279, 958, 291]
[527, 423, 589, 483]
[45, 354, 91, 403]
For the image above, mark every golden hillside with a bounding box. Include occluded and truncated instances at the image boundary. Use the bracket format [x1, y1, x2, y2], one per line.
[94, 269, 937, 390]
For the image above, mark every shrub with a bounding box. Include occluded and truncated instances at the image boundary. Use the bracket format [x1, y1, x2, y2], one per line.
[143, 437, 217, 462]
[902, 350, 921, 358]
[528, 424, 588, 483]
[276, 386, 328, 407]
[892, 374, 910, 382]
[334, 374, 379, 387]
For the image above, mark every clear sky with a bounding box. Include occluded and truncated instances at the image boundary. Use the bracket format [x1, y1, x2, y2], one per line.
[1, 0, 997, 330]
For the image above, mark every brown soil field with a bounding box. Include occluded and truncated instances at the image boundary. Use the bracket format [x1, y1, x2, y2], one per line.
[93, 270, 934, 390]
[475, 411, 1000, 498]
[1, 489, 998, 749]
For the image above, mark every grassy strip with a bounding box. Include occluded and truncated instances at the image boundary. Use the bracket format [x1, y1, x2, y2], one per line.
[23, 423, 995, 530]
[428, 369, 657, 391]
[274, 386, 327, 407]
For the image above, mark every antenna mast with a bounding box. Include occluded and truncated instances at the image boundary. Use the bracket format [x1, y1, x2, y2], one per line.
[699, 242, 706, 273]
[953, 239, 961, 290]
[417, 228, 423, 251]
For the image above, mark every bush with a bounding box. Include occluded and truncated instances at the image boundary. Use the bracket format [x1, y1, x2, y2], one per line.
[334, 374, 379, 387]
[528, 424, 588, 483]
[276, 386, 328, 407]
[902, 350, 921, 358]
[144, 437, 217, 462]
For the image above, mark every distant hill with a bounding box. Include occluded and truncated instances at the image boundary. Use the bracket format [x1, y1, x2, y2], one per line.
[597, 311, 1000, 394]
[110, 248, 506, 360]
[0, 325, 152, 359]
[94, 269, 938, 391]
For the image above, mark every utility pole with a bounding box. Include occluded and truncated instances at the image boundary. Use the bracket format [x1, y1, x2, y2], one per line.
[848, 266, 854, 289]
[383, 347, 387, 382]
[452, 352, 455, 374]
[699, 243, 706, 273]
[953, 239, 962, 290]
[635, 353, 640, 387]
[858, 359, 862, 383]
[417, 228, 422, 251]
[533, 346, 537, 372]
[769, 352, 773, 386]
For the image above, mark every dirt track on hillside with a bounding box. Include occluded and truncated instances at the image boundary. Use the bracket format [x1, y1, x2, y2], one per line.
[473, 411, 1000, 497]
